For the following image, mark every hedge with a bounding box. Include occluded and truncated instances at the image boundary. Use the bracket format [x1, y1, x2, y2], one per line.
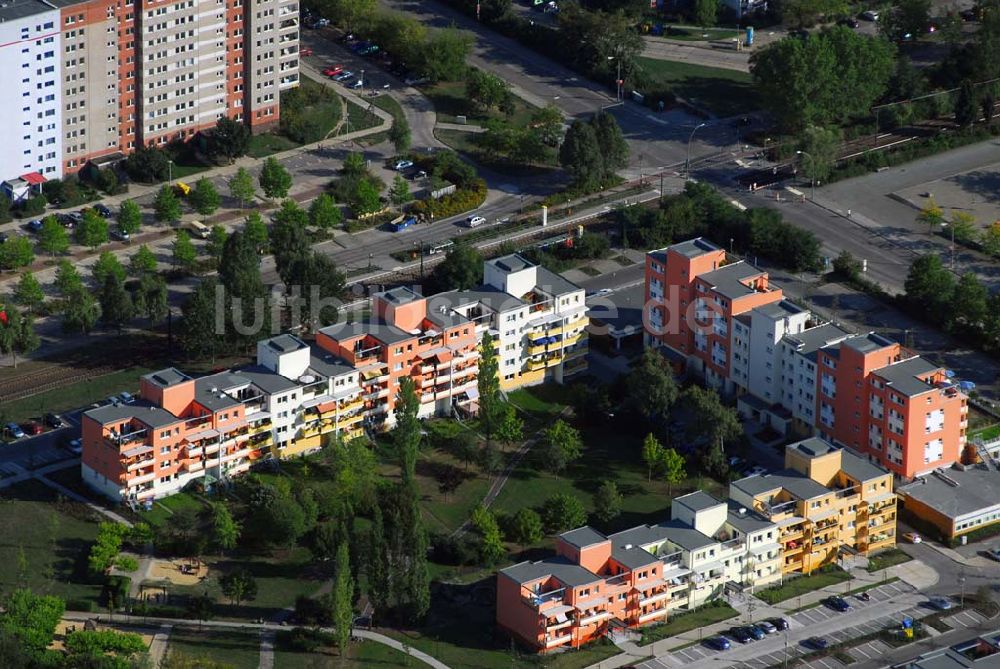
[410, 179, 487, 220]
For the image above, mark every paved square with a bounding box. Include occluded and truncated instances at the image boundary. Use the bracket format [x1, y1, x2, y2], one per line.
[894, 162, 1000, 230]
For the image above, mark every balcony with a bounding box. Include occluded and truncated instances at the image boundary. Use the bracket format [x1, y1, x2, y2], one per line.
[765, 500, 798, 518]
[577, 611, 610, 627]
[128, 471, 155, 486]
[638, 608, 668, 624]
[524, 588, 565, 610]
[720, 536, 744, 551]
[639, 590, 669, 607]
[126, 455, 155, 471]
[279, 18, 298, 30]
[544, 633, 572, 649]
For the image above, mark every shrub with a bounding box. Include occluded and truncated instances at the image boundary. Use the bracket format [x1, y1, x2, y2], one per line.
[65, 598, 96, 613]
[409, 179, 487, 220]
[114, 555, 139, 572]
[276, 627, 335, 653]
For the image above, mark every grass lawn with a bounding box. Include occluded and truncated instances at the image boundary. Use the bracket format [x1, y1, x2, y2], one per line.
[345, 99, 384, 134]
[166, 628, 260, 669]
[638, 602, 740, 646]
[435, 128, 558, 172]
[247, 76, 346, 157]
[635, 57, 758, 118]
[424, 79, 537, 127]
[970, 423, 1000, 442]
[0, 480, 104, 606]
[3, 367, 153, 424]
[866, 548, 913, 573]
[658, 26, 741, 41]
[140, 491, 208, 530]
[275, 638, 411, 668]
[248, 134, 300, 159]
[755, 566, 852, 604]
[372, 94, 405, 123]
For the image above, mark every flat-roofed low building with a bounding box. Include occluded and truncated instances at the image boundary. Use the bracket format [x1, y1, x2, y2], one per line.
[897, 465, 1000, 541]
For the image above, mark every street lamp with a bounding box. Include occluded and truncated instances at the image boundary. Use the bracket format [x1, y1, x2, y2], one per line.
[607, 55, 622, 102]
[685, 122, 706, 179]
[167, 159, 174, 185]
[942, 220, 956, 270]
[796, 150, 815, 201]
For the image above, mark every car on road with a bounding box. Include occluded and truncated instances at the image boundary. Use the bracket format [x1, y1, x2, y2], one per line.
[44, 413, 63, 429]
[987, 548, 1000, 562]
[299, 46, 313, 56]
[393, 160, 414, 171]
[902, 532, 922, 543]
[22, 420, 44, 436]
[26, 219, 44, 233]
[332, 71, 354, 81]
[838, 17, 860, 28]
[757, 620, 777, 635]
[322, 65, 343, 77]
[768, 617, 790, 631]
[745, 465, 768, 477]
[119, 391, 135, 404]
[928, 597, 954, 611]
[729, 627, 754, 644]
[94, 203, 113, 218]
[65, 438, 83, 456]
[5, 423, 25, 439]
[747, 625, 766, 640]
[825, 596, 851, 612]
[704, 636, 731, 651]
[804, 637, 829, 650]
[861, 10, 879, 20]
[68, 211, 84, 224]
[348, 78, 366, 89]
[464, 215, 487, 228]
[110, 227, 130, 242]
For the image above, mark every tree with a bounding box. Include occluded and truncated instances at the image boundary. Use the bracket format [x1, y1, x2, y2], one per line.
[229, 167, 257, 209]
[779, 0, 850, 28]
[394, 377, 421, 481]
[351, 179, 382, 216]
[243, 211, 269, 252]
[342, 152, 366, 176]
[466, 70, 512, 112]
[0, 307, 40, 368]
[329, 0, 376, 32]
[128, 245, 158, 277]
[75, 209, 108, 249]
[389, 174, 411, 205]
[92, 251, 126, 286]
[0, 235, 34, 270]
[832, 249, 862, 280]
[422, 25, 473, 82]
[389, 115, 412, 154]
[153, 185, 181, 223]
[180, 278, 224, 360]
[270, 199, 311, 286]
[948, 210, 977, 244]
[627, 348, 678, 425]
[508, 508, 543, 548]
[692, 0, 717, 27]
[287, 251, 346, 327]
[983, 221, 1000, 258]
[62, 290, 100, 335]
[308, 193, 342, 230]
[470, 505, 505, 565]
[591, 112, 629, 180]
[559, 119, 604, 190]
[493, 403, 524, 448]
[55, 260, 83, 297]
[207, 225, 228, 261]
[660, 447, 686, 494]
[12, 273, 44, 313]
[880, 0, 931, 41]
[747, 208, 821, 272]
[750, 27, 895, 131]
[797, 125, 841, 183]
[37, 216, 69, 256]
[955, 79, 980, 127]
[117, 200, 142, 237]
[593, 481, 623, 525]
[259, 157, 292, 199]
[98, 275, 133, 332]
[172, 230, 198, 273]
[539, 419, 583, 472]
[190, 177, 221, 216]
[331, 541, 354, 655]
[951, 272, 989, 332]
[122, 145, 170, 183]
[135, 272, 169, 325]
[682, 386, 741, 478]
[209, 116, 252, 163]
[642, 433, 663, 481]
[220, 568, 257, 606]
[185, 594, 215, 630]
[428, 241, 483, 292]
[212, 504, 241, 554]
[905, 254, 956, 316]
[476, 0, 511, 22]
[478, 331, 503, 439]
[541, 493, 587, 534]
[917, 196, 945, 233]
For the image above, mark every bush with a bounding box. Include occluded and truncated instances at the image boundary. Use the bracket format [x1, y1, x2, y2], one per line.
[431, 533, 480, 566]
[65, 598, 96, 613]
[293, 594, 332, 625]
[102, 575, 130, 608]
[276, 627, 335, 653]
[114, 555, 139, 572]
[409, 179, 487, 219]
[17, 195, 48, 217]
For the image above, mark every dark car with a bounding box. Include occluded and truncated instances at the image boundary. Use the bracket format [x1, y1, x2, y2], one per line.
[769, 617, 790, 631]
[747, 625, 766, 640]
[704, 636, 731, 651]
[0, 232, 8, 244]
[729, 627, 754, 644]
[838, 17, 860, 28]
[110, 227, 131, 242]
[43, 413, 63, 429]
[94, 204, 113, 218]
[22, 420, 44, 436]
[825, 596, 851, 612]
[805, 636, 829, 650]
[26, 219, 44, 233]
[58, 213, 76, 228]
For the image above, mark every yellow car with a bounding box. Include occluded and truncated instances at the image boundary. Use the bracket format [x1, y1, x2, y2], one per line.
[173, 181, 191, 196]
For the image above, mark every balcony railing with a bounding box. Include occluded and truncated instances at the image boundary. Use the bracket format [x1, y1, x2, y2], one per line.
[577, 611, 610, 626]
[659, 551, 683, 569]
[604, 574, 630, 588]
[524, 589, 565, 608]
[720, 537, 744, 551]
[765, 500, 798, 518]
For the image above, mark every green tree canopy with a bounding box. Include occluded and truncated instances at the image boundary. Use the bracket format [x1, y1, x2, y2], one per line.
[118, 199, 142, 236]
[75, 209, 108, 249]
[38, 216, 69, 256]
[229, 167, 257, 208]
[259, 157, 293, 199]
[153, 185, 182, 223]
[541, 493, 587, 534]
[190, 177, 222, 216]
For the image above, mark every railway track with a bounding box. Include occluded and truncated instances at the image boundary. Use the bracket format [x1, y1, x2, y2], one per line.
[0, 365, 118, 405]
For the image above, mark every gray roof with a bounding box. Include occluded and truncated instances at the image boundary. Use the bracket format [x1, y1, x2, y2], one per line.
[143, 368, 192, 389]
[899, 467, 1000, 521]
[586, 284, 643, 334]
[0, 0, 86, 22]
[873, 356, 940, 397]
[378, 286, 422, 305]
[84, 402, 180, 430]
[788, 436, 839, 459]
[610, 543, 659, 570]
[193, 375, 245, 412]
[489, 253, 534, 273]
[228, 365, 301, 395]
[675, 490, 723, 513]
[424, 307, 470, 329]
[667, 238, 720, 258]
[697, 261, 767, 301]
[755, 299, 806, 321]
[842, 332, 895, 355]
[840, 450, 890, 483]
[726, 502, 776, 534]
[437, 288, 526, 312]
[308, 347, 356, 379]
[500, 557, 601, 587]
[558, 527, 608, 549]
[318, 321, 414, 346]
[535, 266, 582, 297]
[262, 334, 308, 354]
[649, 250, 668, 263]
[661, 520, 717, 551]
[732, 469, 830, 501]
[783, 323, 852, 359]
[608, 524, 673, 550]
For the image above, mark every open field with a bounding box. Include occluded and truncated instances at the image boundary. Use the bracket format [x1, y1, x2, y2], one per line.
[635, 57, 758, 117]
[166, 628, 261, 669]
[756, 566, 852, 604]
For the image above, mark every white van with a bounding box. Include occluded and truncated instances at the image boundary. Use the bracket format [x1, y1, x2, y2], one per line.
[185, 220, 210, 239]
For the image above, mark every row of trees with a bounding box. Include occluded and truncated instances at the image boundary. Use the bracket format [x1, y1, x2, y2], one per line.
[559, 111, 630, 191]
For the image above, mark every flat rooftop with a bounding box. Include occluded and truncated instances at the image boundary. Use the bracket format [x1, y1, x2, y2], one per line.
[489, 253, 535, 274]
[842, 332, 896, 355]
[500, 557, 601, 587]
[732, 469, 831, 501]
[783, 322, 853, 359]
[378, 286, 422, 305]
[675, 490, 723, 513]
[262, 334, 308, 354]
[0, 0, 86, 22]
[899, 466, 1000, 521]
[874, 356, 941, 397]
[143, 368, 192, 389]
[667, 238, 721, 259]
[697, 261, 769, 301]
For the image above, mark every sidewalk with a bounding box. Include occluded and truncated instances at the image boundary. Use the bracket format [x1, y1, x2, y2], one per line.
[587, 559, 939, 669]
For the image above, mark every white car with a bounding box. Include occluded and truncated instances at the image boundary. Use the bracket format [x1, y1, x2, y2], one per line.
[746, 465, 767, 477]
[393, 160, 414, 171]
[465, 215, 487, 228]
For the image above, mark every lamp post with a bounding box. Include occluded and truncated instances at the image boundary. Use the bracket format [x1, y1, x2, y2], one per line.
[796, 150, 815, 201]
[685, 122, 706, 179]
[606, 55, 622, 102]
[942, 221, 956, 270]
[168, 159, 174, 185]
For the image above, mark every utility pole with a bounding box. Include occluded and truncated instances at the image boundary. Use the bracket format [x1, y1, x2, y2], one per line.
[685, 123, 706, 178]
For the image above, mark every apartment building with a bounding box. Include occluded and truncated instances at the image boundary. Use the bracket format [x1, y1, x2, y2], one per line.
[0, 0, 299, 182]
[496, 491, 780, 652]
[644, 238, 969, 479]
[730, 437, 897, 575]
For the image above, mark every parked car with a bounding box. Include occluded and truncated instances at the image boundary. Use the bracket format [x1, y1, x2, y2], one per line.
[746, 465, 768, 477]
[348, 78, 366, 89]
[465, 215, 487, 228]
[838, 17, 860, 28]
[58, 213, 76, 228]
[748, 625, 766, 640]
[825, 596, 851, 612]
[768, 617, 790, 631]
[68, 211, 84, 224]
[299, 46, 313, 56]
[757, 621, 777, 635]
[110, 227, 130, 242]
[184, 221, 210, 239]
[5, 423, 25, 439]
[313, 17, 329, 27]
[928, 597, 954, 611]
[65, 438, 83, 456]
[322, 65, 343, 77]
[94, 203, 113, 217]
[903, 532, 922, 543]
[26, 219, 44, 233]
[43, 413, 63, 429]
[22, 420, 44, 436]
[729, 627, 754, 644]
[987, 548, 1000, 562]
[704, 636, 731, 651]
[332, 71, 354, 81]
[119, 391, 135, 404]
[861, 10, 879, 20]
[804, 637, 829, 650]
[393, 159, 414, 171]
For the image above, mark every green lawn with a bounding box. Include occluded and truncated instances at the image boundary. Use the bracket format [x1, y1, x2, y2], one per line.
[635, 57, 759, 118]
[372, 94, 405, 123]
[0, 480, 104, 606]
[866, 548, 913, 573]
[166, 628, 260, 669]
[248, 134, 300, 159]
[639, 602, 740, 646]
[140, 492, 208, 530]
[755, 566, 852, 604]
[435, 128, 558, 172]
[2, 367, 152, 424]
[424, 79, 537, 127]
[657, 26, 742, 42]
[345, 99, 384, 134]
[970, 423, 1000, 443]
[275, 638, 412, 668]
[247, 76, 347, 157]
